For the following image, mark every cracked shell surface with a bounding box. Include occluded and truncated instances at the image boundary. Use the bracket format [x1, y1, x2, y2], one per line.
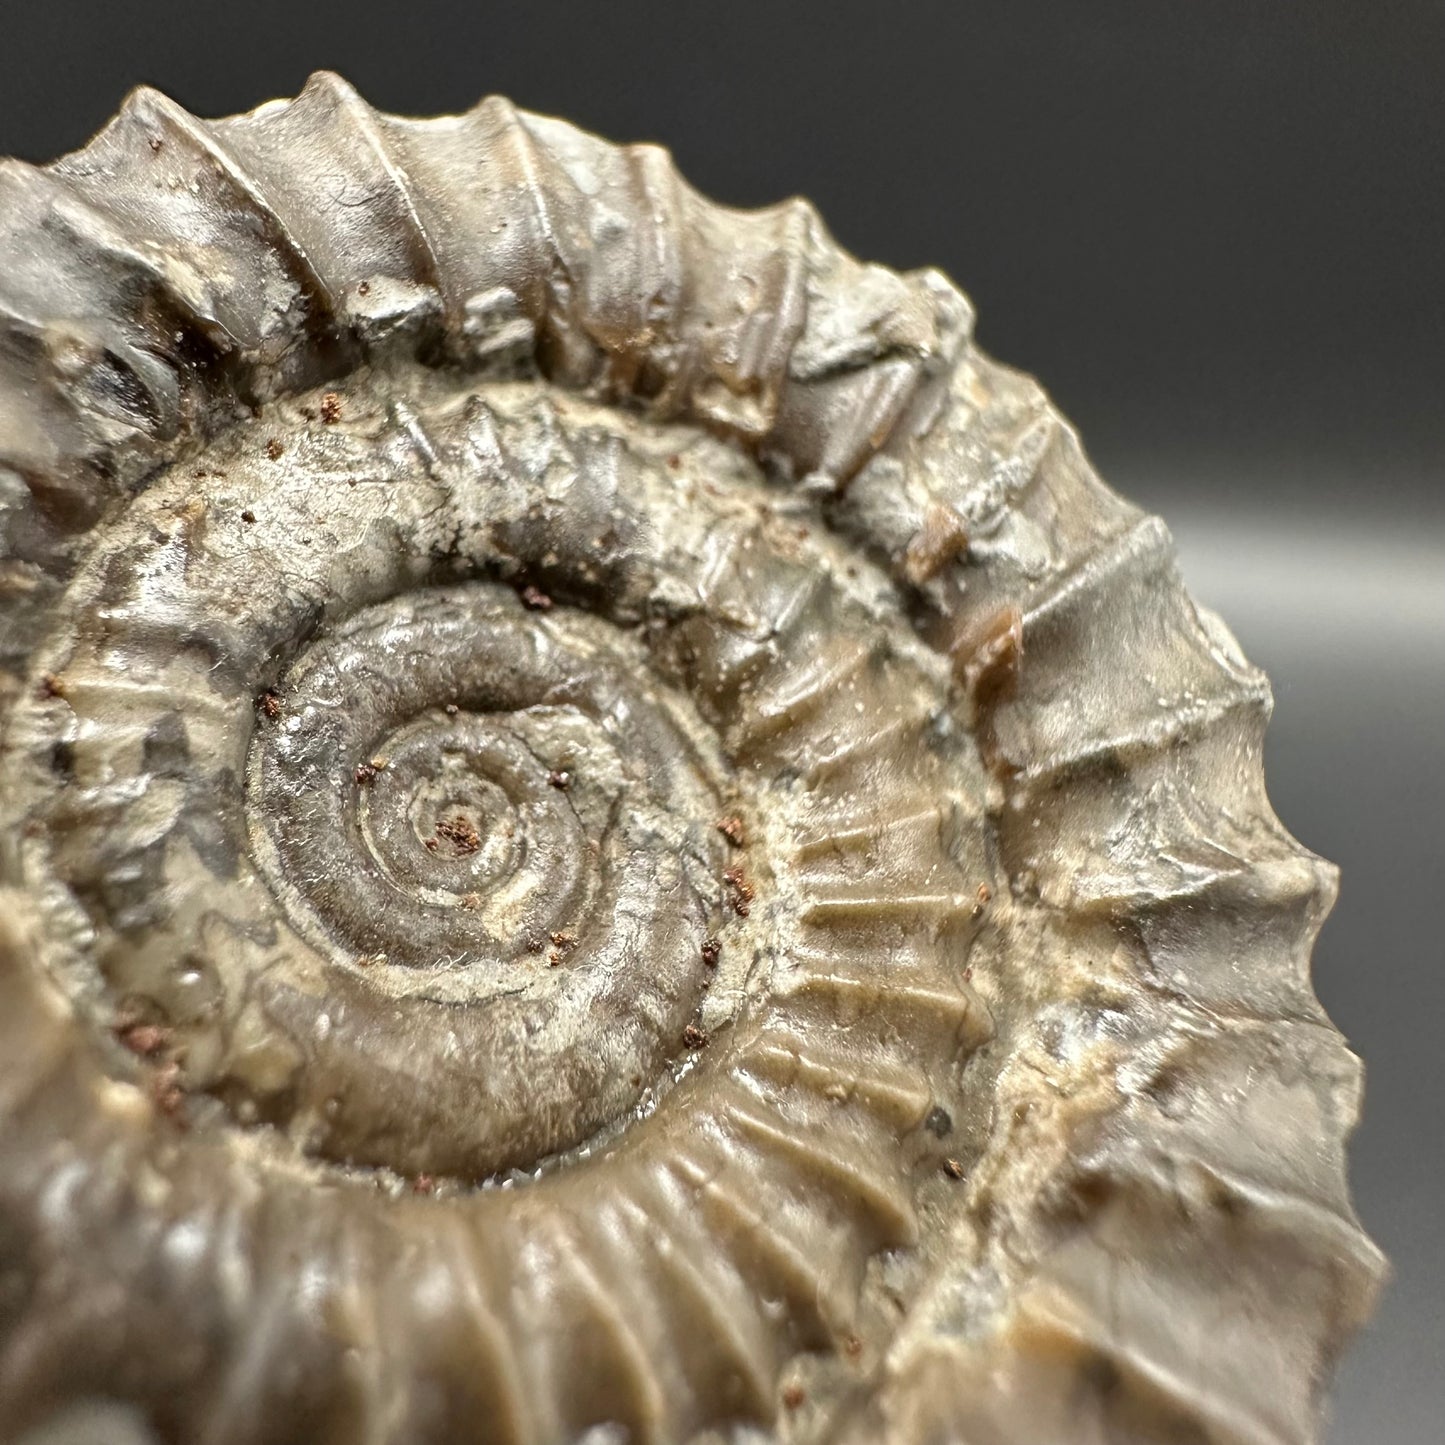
[0, 74, 1382, 1445]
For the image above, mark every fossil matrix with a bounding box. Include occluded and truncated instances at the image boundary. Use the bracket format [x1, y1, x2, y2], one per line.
[0, 75, 1382, 1445]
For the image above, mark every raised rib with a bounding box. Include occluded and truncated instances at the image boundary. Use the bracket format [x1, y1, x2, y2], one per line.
[135, 88, 339, 322]
[719, 1094, 916, 1245]
[738, 1036, 934, 1132]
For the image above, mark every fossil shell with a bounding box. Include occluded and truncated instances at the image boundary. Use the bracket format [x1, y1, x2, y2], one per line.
[0, 74, 1382, 1445]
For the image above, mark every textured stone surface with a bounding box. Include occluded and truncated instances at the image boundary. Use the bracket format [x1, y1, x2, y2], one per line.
[0, 75, 1382, 1444]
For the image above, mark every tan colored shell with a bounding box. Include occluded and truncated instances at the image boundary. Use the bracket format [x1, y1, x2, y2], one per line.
[0, 74, 1381, 1445]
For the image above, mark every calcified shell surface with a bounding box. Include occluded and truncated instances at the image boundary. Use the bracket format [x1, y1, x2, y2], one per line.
[0, 75, 1381, 1445]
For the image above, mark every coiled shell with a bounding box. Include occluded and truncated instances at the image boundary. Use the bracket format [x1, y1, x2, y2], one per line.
[0, 74, 1382, 1445]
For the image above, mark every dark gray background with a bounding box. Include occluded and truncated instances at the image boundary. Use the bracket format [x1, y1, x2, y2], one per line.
[2, 4, 1440, 1440]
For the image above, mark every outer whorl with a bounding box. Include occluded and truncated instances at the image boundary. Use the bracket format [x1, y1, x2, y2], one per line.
[0, 74, 1382, 1445]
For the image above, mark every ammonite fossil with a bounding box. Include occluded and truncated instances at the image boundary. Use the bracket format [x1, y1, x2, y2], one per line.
[0, 75, 1383, 1445]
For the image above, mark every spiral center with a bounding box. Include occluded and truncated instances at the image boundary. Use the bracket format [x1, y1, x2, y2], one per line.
[353, 713, 590, 953]
[232, 581, 735, 1175]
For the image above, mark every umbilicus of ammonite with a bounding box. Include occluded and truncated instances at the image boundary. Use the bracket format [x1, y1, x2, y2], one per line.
[0, 75, 1383, 1445]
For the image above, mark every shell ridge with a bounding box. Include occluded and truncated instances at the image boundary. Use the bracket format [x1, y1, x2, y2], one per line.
[310, 71, 451, 307]
[852, 341, 1381, 1438]
[130, 86, 341, 332]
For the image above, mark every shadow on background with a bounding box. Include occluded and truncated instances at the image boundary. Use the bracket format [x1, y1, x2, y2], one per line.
[1, 5, 1440, 1441]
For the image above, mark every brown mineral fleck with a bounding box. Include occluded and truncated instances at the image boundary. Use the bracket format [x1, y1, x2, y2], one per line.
[903, 502, 970, 585]
[319, 392, 343, 425]
[433, 814, 481, 855]
[116, 1022, 169, 1058]
[151, 1062, 186, 1120]
[723, 866, 754, 918]
[951, 605, 1023, 718]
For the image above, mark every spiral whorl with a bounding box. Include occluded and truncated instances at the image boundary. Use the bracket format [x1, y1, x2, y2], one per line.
[247, 583, 731, 1177]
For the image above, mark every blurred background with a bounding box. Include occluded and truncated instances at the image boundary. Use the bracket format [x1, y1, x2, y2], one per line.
[2, 4, 1440, 1439]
